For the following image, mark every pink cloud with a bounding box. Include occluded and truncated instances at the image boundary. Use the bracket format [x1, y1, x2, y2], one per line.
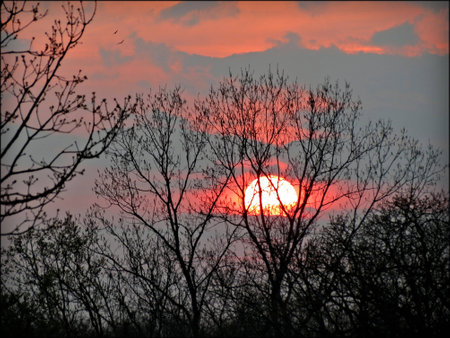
[85, 1, 447, 58]
[415, 6, 449, 55]
[10, 1, 448, 84]
[12, 1, 446, 102]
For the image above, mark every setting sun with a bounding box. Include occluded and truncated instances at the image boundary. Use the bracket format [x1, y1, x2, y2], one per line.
[244, 175, 298, 216]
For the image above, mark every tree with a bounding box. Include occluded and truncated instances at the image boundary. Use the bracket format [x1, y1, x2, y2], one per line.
[1, 1, 133, 235]
[347, 192, 449, 336]
[1, 213, 111, 337]
[197, 68, 444, 336]
[289, 192, 449, 337]
[93, 87, 240, 337]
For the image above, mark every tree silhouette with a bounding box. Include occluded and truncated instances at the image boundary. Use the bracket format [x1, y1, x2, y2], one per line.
[286, 192, 449, 337]
[198, 68, 444, 336]
[93, 87, 240, 337]
[1, 1, 133, 235]
[1, 214, 109, 337]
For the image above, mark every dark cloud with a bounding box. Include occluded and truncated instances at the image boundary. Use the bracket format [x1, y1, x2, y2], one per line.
[371, 22, 419, 47]
[414, 1, 448, 13]
[160, 1, 218, 20]
[296, 1, 328, 15]
[99, 47, 133, 68]
[134, 38, 173, 72]
[137, 79, 152, 90]
[267, 32, 303, 48]
[159, 1, 239, 26]
[135, 34, 448, 157]
[132, 36, 215, 93]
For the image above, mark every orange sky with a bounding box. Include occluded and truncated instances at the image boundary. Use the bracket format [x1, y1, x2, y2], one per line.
[87, 1, 448, 57]
[60, 1, 448, 99]
[3, 1, 448, 220]
[12, 1, 446, 99]
[20, 1, 447, 72]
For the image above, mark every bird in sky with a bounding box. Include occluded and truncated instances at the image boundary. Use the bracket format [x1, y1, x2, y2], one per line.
[113, 29, 118, 34]
[117, 40, 124, 45]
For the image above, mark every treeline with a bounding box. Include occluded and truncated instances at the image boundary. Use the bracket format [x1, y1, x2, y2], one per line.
[1, 192, 449, 337]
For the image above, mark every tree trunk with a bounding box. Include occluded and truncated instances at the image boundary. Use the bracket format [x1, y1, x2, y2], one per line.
[191, 309, 201, 337]
[270, 281, 283, 337]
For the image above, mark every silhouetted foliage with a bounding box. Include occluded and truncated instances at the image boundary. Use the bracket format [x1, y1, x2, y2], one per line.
[285, 192, 449, 337]
[2, 191, 448, 337]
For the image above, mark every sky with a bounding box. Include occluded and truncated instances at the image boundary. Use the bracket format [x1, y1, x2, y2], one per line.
[4, 1, 449, 221]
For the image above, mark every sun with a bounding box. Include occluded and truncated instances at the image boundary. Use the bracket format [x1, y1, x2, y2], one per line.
[244, 175, 298, 216]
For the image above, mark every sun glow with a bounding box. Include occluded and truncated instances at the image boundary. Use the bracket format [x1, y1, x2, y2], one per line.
[244, 175, 298, 216]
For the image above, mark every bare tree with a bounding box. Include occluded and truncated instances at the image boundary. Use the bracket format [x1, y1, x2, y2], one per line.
[197, 68, 444, 336]
[1, 1, 133, 235]
[93, 87, 240, 337]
